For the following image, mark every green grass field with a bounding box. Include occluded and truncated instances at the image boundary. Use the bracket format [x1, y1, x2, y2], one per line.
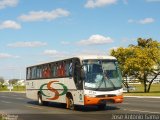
[124, 83, 160, 96]
[0, 86, 25, 92]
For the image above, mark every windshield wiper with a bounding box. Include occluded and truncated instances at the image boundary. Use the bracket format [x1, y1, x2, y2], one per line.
[95, 75, 106, 91]
[104, 76, 116, 89]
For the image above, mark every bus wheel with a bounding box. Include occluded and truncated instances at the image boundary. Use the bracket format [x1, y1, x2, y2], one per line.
[97, 104, 106, 110]
[66, 96, 74, 110]
[38, 93, 43, 105]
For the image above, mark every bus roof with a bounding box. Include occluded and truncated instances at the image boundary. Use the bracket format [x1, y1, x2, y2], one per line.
[27, 55, 116, 68]
[76, 55, 116, 61]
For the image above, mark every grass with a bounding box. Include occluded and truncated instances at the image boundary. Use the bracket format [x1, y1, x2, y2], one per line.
[0, 86, 25, 92]
[124, 83, 160, 96]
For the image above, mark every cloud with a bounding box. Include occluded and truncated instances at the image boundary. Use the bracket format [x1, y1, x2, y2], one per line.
[128, 19, 135, 23]
[123, 0, 128, 4]
[146, 0, 160, 2]
[43, 50, 59, 56]
[60, 41, 70, 45]
[42, 49, 71, 59]
[128, 18, 155, 24]
[19, 8, 70, 22]
[139, 18, 155, 24]
[0, 53, 19, 59]
[77, 34, 113, 45]
[0, 20, 21, 30]
[0, 0, 19, 9]
[85, 0, 117, 8]
[7, 41, 47, 48]
[76, 49, 108, 56]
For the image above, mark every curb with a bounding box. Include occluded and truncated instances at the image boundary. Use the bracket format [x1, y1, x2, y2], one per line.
[124, 96, 160, 98]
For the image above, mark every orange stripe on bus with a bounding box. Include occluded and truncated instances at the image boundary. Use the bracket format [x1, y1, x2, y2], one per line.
[84, 95, 123, 105]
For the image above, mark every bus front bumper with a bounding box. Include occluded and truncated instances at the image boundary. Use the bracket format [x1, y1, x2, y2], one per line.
[84, 95, 123, 105]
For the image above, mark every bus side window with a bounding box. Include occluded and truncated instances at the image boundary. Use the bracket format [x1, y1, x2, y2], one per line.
[42, 65, 45, 78]
[57, 62, 60, 77]
[31, 67, 37, 79]
[27, 68, 31, 80]
[65, 61, 70, 77]
[61, 61, 65, 77]
[42, 64, 51, 78]
[55, 63, 58, 77]
[37, 66, 42, 79]
[39, 66, 42, 78]
[69, 61, 73, 77]
[46, 64, 51, 78]
[51, 63, 55, 78]
[36, 66, 40, 79]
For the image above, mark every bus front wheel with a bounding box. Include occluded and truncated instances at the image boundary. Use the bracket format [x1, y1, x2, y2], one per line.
[38, 93, 48, 106]
[38, 93, 43, 105]
[66, 96, 74, 110]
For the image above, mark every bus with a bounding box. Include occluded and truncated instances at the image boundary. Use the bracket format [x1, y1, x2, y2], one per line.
[26, 55, 123, 110]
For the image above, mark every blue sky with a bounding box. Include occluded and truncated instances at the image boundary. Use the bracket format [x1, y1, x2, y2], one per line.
[0, 0, 160, 79]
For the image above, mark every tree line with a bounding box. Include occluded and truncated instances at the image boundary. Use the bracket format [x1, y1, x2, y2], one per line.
[0, 77, 20, 88]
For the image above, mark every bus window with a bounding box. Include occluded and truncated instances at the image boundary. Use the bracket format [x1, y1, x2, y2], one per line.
[42, 64, 51, 78]
[27, 68, 31, 80]
[31, 67, 37, 79]
[69, 61, 73, 77]
[51, 63, 56, 78]
[36, 66, 40, 79]
[57, 61, 65, 77]
[61, 61, 65, 77]
[57, 62, 61, 77]
[65, 61, 69, 77]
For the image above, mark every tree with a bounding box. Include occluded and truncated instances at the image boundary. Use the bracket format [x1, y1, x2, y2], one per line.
[9, 79, 19, 85]
[0, 77, 5, 89]
[111, 38, 160, 93]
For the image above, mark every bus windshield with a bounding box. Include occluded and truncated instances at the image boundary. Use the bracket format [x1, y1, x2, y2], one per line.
[83, 60, 122, 91]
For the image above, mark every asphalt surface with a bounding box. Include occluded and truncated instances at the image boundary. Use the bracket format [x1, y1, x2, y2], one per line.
[0, 92, 160, 120]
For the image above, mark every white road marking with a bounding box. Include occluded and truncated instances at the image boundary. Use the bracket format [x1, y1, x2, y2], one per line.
[25, 105, 44, 110]
[0, 100, 12, 104]
[15, 97, 24, 100]
[122, 103, 129, 104]
[142, 100, 160, 103]
[125, 96, 160, 99]
[13, 94, 18, 96]
[124, 109, 160, 114]
[0, 95, 25, 100]
[1, 96, 7, 98]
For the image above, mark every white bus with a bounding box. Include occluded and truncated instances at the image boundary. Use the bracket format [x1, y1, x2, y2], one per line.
[26, 55, 123, 110]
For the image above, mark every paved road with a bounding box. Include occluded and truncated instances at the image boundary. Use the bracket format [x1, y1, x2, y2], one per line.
[0, 92, 160, 120]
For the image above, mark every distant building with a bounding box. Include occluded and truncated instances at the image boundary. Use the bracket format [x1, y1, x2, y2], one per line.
[17, 80, 25, 86]
[124, 75, 160, 83]
[3, 80, 9, 86]
[147, 75, 160, 83]
[3, 79, 25, 86]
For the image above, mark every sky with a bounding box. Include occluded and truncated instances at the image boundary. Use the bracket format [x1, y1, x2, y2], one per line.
[0, 0, 160, 80]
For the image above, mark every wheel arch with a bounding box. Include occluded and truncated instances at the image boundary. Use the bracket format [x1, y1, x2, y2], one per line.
[66, 92, 73, 99]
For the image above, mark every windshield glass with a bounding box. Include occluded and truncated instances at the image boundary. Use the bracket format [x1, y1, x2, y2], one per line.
[83, 59, 122, 91]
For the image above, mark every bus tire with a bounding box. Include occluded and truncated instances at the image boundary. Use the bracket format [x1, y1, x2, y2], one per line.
[66, 96, 74, 110]
[38, 93, 43, 106]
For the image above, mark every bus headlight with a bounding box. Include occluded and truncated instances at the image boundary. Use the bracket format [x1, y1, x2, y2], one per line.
[117, 89, 123, 96]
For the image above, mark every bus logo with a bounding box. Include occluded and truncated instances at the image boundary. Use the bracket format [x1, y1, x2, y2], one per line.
[39, 80, 68, 100]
